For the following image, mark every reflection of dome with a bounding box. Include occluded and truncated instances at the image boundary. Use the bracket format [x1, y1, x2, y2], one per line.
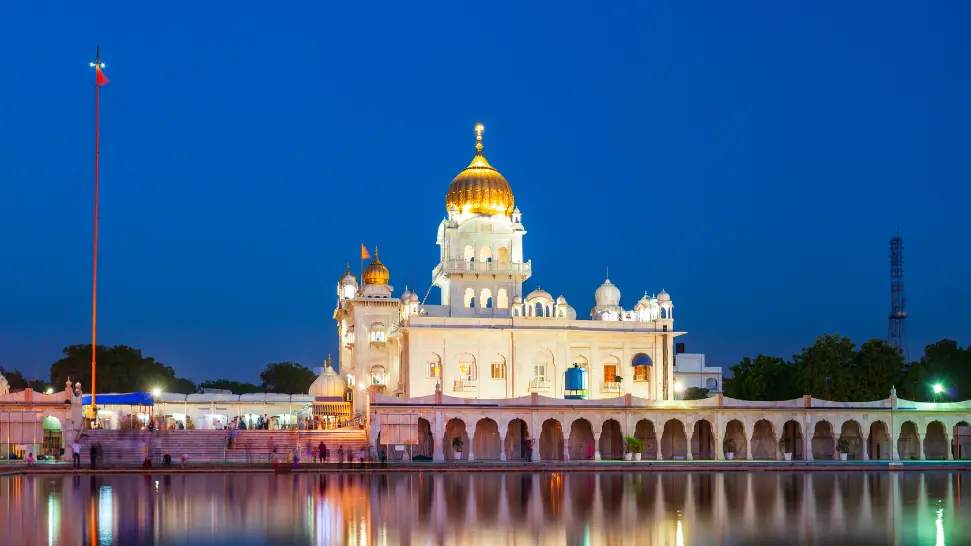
[595, 278, 621, 307]
[657, 289, 671, 302]
[445, 124, 514, 216]
[309, 358, 345, 400]
[363, 247, 390, 285]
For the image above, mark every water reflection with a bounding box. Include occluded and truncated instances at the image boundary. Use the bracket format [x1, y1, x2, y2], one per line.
[0, 471, 970, 545]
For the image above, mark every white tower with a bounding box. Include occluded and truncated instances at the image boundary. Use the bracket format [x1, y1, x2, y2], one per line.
[432, 124, 531, 316]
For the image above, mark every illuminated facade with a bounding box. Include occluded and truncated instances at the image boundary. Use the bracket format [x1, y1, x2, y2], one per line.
[334, 124, 682, 414]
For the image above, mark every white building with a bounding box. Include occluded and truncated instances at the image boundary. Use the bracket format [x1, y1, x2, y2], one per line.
[674, 353, 723, 394]
[333, 124, 683, 413]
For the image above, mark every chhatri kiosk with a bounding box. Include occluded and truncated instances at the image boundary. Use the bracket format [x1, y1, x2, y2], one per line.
[328, 124, 971, 464]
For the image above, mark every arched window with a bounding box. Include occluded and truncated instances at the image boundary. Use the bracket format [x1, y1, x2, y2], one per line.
[535, 302, 544, 317]
[479, 246, 493, 263]
[370, 365, 387, 386]
[480, 288, 493, 309]
[427, 354, 442, 378]
[496, 288, 509, 309]
[464, 245, 475, 262]
[603, 357, 621, 385]
[530, 349, 552, 390]
[457, 353, 477, 382]
[497, 247, 509, 263]
[491, 355, 506, 379]
[632, 353, 652, 382]
[369, 322, 386, 343]
[464, 287, 475, 308]
[705, 378, 717, 391]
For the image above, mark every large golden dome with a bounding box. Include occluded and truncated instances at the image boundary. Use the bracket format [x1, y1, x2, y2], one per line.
[362, 247, 390, 285]
[445, 124, 515, 216]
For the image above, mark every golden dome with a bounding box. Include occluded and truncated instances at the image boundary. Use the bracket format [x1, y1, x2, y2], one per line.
[445, 124, 515, 216]
[362, 247, 390, 285]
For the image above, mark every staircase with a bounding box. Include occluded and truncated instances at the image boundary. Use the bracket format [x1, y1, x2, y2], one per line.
[77, 430, 228, 466]
[225, 430, 369, 463]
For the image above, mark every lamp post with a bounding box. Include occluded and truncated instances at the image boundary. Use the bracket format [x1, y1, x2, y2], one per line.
[933, 383, 944, 403]
[674, 381, 685, 401]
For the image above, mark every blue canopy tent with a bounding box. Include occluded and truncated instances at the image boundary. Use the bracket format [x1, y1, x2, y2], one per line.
[81, 392, 154, 406]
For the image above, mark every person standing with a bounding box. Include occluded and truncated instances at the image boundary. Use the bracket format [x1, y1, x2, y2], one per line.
[318, 442, 327, 464]
[89, 443, 98, 470]
[72, 440, 81, 469]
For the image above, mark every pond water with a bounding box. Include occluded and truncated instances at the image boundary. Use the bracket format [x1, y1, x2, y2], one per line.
[1, 471, 968, 545]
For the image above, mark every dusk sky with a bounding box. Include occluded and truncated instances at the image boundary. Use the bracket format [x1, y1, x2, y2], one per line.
[1, 2, 969, 385]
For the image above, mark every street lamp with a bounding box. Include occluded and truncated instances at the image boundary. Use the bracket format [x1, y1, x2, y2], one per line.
[45, 388, 53, 395]
[674, 381, 685, 399]
[932, 383, 944, 403]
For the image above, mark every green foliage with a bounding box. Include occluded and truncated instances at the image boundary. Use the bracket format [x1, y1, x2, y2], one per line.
[727, 336, 969, 403]
[199, 379, 263, 394]
[451, 436, 464, 451]
[723, 438, 737, 453]
[837, 438, 850, 453]
[0, 367, 29, 390]
[259, 361, 317, 394]
[50, 345, 196, 394]
[625, 436, 644, 453]
[682, 386, 710, 400]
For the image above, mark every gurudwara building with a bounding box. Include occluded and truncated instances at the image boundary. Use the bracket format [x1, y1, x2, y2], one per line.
[335, 124, 679, 411]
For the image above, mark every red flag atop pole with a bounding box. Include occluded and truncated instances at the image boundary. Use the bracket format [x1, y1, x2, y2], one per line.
[96, 66, 109, 86]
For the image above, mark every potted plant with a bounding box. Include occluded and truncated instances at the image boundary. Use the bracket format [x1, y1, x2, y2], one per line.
[451, 436, 464, 460]
[724, 438, 737, 460]
[625, 436, 643, 461]
[779, 436, 793, 461]
[837, 438, 850, 461]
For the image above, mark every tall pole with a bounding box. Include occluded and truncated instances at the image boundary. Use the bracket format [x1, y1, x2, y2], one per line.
[90, 47, 105, 418]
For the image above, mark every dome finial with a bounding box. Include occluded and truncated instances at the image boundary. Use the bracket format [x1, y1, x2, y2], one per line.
[374, 246, 379, 260]
[475, 123, 484, 154]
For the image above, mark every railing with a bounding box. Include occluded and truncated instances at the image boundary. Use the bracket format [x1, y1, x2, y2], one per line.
[453, 379, 478, 391]
[529, 378, 551, 390]
[433, 259, 532, 279]
[601, 381, 622, 393]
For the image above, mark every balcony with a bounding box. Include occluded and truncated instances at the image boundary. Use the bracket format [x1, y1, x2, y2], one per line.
[600, 381, 622, 393]
[433, 259, 532, 280]
[529, 378, 551, 391]
[453, 379, 478, 392]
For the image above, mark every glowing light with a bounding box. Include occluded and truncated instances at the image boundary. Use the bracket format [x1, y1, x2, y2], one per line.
[936, 506, 944, 546]
[933, 384, 944, 394]
[152, 387, 162, 397]
[45, 388, 53, 394]
[674, 381, 685, 394]
[358, 382, 366, 391]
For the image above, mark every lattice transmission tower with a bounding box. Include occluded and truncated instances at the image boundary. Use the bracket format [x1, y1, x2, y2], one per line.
[888, 233, 908, 359]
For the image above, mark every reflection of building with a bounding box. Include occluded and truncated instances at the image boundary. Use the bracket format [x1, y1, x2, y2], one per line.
[335, 124, 682, 416]
[674, 353, 722, 393]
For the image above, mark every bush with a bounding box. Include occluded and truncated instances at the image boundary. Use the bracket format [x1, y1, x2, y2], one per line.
[625, 436, 644, 453]
[451, 436, 464, 451]
[724, 439, 737, 453]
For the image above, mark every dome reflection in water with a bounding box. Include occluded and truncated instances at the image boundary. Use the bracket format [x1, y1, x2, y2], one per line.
[0, 472, 968, 545]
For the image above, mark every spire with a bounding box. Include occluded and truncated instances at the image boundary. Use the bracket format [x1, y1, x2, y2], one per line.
[475, 123, 484, 154]
[374, 246, 380, 260]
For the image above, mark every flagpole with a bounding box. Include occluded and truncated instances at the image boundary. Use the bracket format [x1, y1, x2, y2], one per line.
[90, 46, 104, 418]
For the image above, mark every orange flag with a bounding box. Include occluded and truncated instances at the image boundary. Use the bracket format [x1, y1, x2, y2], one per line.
[361, 243, 371, 260]
[96, 66, 109, 86]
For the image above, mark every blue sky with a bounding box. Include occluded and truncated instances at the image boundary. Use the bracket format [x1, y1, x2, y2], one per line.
[1, 1, 969, 384]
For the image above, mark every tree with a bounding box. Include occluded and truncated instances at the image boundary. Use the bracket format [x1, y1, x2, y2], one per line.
[50, 345, 195, 394]
[0, 367, 29, 390]
[682, 386, 710, 400]
[725, 355, 796, 401]
[849, 339, 905, 401]
[199, 379, 262, 394]
[259, 362, 316, 394]
[792, 334, 856, 401]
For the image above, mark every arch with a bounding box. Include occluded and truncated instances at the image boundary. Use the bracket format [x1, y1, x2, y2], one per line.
[600, 419, 623, 460]
[473, 418, 501, 460]
[530, 349, 554, 391]
[456, 353, 477, 383]
[634, 419, 658, 460]
[480, 288, 493, 309]
[416, 418, 433, 458]
[724, 419, 748, 459]
[427, 353, 442, 379]
[705, 377, 718, 391]
[496, 288, 509, 309]
[840, 420, 864, 460]
[660, 419, 688, 460]
[539, 418, 564, 461]
[897, 421, 920, 460]
[812, 421, 834, 460]
[505, 418, 529, 461]
[490, 355, 506, 381]
[479, 245, 493, 263]
[601, 356, 621, 392]
[463, 287, 474, 308]
[497, 246, 509, 263]
[444, 418, 469, 461]
[781, 420, 804, 460]
[42, 415, 63, 458]
[632, 353, 652, 384]
[369, 322, 387, 343]
[463, 245, 475, 262]
[751, 419, 777, 460]
[954, 421, 971, 460]
[569, 419, 595, 460]
[868, 421, 891, 460]
[924, 421, 948, 460]
[691, 420, 715, 460]
[534, 302, 544, 317]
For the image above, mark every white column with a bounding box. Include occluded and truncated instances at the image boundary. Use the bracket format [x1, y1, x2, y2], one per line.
[892, 433, 900, 461]
[499, 432, 507, 461]
[947, 432, 954, 460]
[833, 433, 841, 460]
[466, 425, 476, 462]
[714, 432, 724, 460]
[594, 432, 602, 460]
[744, 434, 752, 460]
[433, 414, 445, 462]
[563, 433, 571, 462]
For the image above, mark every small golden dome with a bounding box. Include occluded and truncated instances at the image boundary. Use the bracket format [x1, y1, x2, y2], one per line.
[445, 124, 515, 216]
[362, 247, 390, 285]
